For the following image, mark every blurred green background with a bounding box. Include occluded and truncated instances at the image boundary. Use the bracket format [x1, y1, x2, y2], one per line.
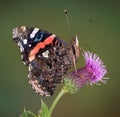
[0, 0, 120, 117]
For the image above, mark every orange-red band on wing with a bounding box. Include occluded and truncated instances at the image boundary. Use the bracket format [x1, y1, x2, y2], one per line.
[29, 34, 56, 62]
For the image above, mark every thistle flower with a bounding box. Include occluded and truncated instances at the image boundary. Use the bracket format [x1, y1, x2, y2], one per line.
[71, 51, 108, 88]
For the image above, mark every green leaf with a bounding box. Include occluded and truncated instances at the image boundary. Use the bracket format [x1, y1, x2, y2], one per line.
[40, 99, 50, 117]
[20, 108, 29, 117]
[20, 108, 37, 117]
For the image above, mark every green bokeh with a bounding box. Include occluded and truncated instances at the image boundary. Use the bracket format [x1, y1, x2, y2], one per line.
[0, 0, 120, 117]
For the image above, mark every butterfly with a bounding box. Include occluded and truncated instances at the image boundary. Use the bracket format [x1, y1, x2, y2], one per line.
[13, 26, 80, 96]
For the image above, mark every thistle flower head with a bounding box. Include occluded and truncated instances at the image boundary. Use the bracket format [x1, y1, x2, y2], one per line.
[71, 51, 108, 88]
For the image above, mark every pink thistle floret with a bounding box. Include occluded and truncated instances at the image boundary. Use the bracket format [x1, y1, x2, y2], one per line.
[84, 51, 107, 84]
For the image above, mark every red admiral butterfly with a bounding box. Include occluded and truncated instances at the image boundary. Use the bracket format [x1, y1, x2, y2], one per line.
[13, 26, 80, 96]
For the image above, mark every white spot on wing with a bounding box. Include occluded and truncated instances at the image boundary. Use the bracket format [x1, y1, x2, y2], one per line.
[13, 28, 18, 38]
[30, 28, 39, 38]
[42, 50, 49, 58]
[28, 44, 31, 47]
[21, 26, 26, 32]
[21, 54, 23, 59]
[38, 55, 41, 58]
[23, 39, 27, 45]
[17, 42, 24, 52]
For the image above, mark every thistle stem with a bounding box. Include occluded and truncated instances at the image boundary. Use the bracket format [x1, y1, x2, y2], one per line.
[49, 89, 65, 116]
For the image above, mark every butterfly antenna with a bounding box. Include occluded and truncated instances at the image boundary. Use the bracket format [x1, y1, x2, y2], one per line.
[64, 9, 77, 71]
[81, 43, 92, 53]
[64, 9, 72, 36]
[80, 16, 94, 33]
[79, 17, 94, 54]
[89, 17, 94, 24]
